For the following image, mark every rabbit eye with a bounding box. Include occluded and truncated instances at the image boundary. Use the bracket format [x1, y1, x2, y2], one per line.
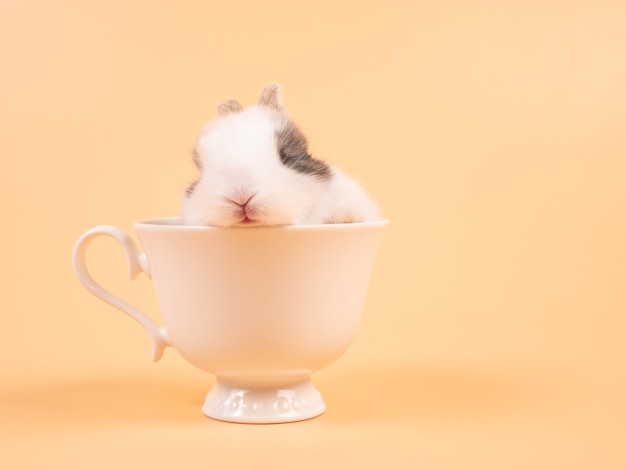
[185, 179, 199, 197]
[275, 122, 331, 181]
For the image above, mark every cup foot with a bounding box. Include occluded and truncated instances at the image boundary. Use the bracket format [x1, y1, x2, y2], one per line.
[202, 377, 326, 424]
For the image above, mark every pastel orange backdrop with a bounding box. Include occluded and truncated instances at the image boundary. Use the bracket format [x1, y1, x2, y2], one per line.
[1, 1, 625, 468]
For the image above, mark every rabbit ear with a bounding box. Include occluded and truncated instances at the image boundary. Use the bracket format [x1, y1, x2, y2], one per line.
[258, 83, 284, 111]
[217, 99, 243, 116]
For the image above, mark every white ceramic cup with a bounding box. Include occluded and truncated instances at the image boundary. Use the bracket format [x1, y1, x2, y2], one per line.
[73, 217, 387, 423]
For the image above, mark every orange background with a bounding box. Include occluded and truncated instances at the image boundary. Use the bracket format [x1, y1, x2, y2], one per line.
[1, 0, 626, 468]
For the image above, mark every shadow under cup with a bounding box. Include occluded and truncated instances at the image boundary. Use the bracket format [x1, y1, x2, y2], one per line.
[73, 217, 388, 423]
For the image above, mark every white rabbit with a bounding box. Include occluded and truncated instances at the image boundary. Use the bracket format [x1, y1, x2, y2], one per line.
[182, 84, 381, 227]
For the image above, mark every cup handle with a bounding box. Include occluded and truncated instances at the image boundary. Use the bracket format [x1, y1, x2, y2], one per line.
[72, 225, 171, 362]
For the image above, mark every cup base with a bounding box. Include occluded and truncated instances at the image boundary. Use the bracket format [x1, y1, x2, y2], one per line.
[202, 376, 326, 424]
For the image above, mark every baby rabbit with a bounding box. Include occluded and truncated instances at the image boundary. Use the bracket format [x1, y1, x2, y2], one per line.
[182, 84, 381, 227]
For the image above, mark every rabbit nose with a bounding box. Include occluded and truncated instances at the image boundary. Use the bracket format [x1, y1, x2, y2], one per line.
[227, 188, 257, 207]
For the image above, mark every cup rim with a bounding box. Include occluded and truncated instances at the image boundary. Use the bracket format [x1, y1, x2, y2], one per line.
[134, 217, 390, 231]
